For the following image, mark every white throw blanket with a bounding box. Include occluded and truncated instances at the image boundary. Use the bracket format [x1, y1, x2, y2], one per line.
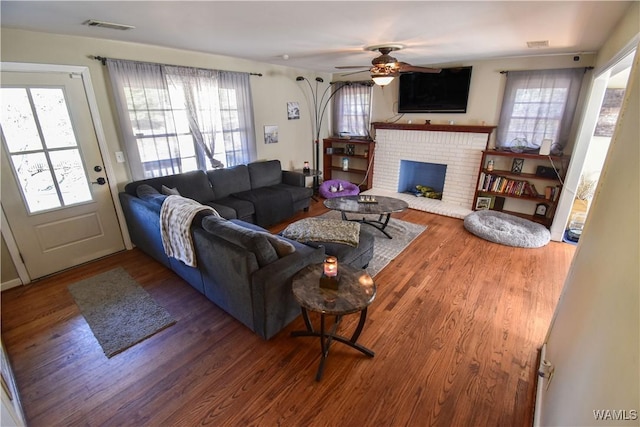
[160, 195, 220, 267]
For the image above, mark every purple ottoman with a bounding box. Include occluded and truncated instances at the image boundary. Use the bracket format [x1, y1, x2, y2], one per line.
[319, 179, 360, 199]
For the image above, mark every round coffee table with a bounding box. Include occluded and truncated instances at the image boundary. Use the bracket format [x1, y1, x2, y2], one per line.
[291, 263, 376, 381]
[323, 195, 409, 239]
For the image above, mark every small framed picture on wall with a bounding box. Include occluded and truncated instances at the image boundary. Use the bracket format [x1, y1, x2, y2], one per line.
[264, 125, 278, 144]
[287, 102, 300, 120]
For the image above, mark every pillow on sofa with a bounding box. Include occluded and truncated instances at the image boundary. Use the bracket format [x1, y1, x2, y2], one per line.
[202, 216, 287, 267]
[162, 185, 181, 196]
[282, 218, 361, 247]
[136, 184, 167, 207]
[264, 234, 296, 257]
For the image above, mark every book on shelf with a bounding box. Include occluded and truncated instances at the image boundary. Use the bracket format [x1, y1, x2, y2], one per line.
[491, 196, 506, 211]
[544, 185, 561, 201]
[479, 173, 539, 197]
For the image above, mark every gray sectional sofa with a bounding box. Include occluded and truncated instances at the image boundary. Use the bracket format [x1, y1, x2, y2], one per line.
[119, 159, 374, 339]
[119, 160, 321, 339]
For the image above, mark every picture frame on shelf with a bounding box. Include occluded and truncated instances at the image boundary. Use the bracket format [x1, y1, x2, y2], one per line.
[534, 203, 549, 218]
[511, 158, 524, 174]
[476, 196, 492, 210]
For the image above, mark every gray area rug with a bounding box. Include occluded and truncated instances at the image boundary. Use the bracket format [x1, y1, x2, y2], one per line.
[320, 211, 427, 277]
[68, 268, 176, 357]
[463, 210, 551, 248]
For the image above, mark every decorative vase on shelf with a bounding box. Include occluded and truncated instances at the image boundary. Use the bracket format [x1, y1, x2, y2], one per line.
[509, 137, 527, 153]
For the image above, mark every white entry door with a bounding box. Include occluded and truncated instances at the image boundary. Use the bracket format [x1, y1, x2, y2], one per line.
[1, 70, 124, 280]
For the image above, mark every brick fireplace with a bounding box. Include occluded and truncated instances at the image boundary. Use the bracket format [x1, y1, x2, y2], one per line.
[366, 123, 495, 219]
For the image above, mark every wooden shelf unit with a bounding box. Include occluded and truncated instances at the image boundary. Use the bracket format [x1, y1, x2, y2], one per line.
[322, 138, 375, 191]
[473, 149, 569, 227]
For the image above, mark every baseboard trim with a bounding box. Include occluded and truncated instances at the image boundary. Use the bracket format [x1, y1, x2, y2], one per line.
[1, 278, 23, 292]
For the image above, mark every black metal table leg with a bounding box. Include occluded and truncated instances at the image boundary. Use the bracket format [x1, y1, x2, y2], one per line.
[341, 211, 394, 239]
[292, 310, 374, 381]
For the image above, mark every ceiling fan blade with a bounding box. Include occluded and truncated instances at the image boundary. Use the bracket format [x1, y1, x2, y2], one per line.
[398, 63, 442, 73]
[335, 65, 370, 69]
[340, 70, 370, 77]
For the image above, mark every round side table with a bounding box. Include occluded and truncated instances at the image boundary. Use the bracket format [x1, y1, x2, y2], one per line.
[291, 263, 376, 381]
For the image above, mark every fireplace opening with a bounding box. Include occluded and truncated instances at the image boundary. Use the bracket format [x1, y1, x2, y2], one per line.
[398, 160, 446, 199]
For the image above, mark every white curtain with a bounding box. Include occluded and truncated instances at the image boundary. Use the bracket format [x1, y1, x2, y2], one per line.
[164, 66, 224, 170]
[331, 82, 373, 138]
[106, 60, 175, 179]
[497, 68, 584, 151]
[106, 59, 256, 180]
[219, 71, 258, 166]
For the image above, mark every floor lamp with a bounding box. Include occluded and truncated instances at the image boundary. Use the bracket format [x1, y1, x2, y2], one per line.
[296, 77, 347, 192]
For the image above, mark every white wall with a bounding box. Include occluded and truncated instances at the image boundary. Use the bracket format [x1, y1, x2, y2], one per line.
[539, 44, 639, 427]
[538, 2, 640, 424]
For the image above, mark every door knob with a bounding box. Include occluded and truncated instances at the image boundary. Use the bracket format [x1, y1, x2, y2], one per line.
[92, 177, 106, 185]
[94, 165, 103, 172]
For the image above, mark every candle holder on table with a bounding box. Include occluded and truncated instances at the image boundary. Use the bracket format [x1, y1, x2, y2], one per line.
[319, 256, 340, 290]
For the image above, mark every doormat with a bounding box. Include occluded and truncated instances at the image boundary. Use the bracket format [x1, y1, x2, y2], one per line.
[319, 211, 427, 277]
[68, 267, 176, 357]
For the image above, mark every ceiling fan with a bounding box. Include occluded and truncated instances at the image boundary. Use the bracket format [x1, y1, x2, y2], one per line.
[336, 44, 441, 86]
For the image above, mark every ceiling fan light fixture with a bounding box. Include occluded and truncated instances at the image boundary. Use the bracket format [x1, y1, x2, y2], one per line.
[372, 75, 395, 86]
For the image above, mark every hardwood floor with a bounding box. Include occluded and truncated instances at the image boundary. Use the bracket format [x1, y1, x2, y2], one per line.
[1, 200, 575, 426]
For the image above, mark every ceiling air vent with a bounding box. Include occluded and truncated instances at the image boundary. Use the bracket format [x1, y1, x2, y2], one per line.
[527, 40, 549, 48]
[82, 19, 135, 31]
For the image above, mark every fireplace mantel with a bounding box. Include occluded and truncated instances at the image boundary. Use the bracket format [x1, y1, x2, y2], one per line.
[373, 122, 496, 135]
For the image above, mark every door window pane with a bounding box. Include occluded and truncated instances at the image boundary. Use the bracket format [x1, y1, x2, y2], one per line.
[10, 152, 61, 212]
[31, 88, 76, 149]
[0, 88, 44, 152]
[49, 149, 92, 205]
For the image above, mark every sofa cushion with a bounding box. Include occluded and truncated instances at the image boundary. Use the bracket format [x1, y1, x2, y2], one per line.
[232, 187, 293, 227]
[207, 165, 252, 199]
[282, 218, 361, 247]
[136, 184, 167, 207]
[202, 216, 280, 267]
[203, 201, 249, 221]
[208, 196, 254, 221]
[221, 218, 295, 257]
[273, 183, 313, 203]
[247, 160, 283, 188]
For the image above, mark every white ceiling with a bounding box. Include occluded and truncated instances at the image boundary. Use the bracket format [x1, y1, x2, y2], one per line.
[1, 1, 634, 72]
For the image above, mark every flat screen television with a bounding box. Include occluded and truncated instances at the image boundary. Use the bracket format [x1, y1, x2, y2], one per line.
[398, 66, 472, 113]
